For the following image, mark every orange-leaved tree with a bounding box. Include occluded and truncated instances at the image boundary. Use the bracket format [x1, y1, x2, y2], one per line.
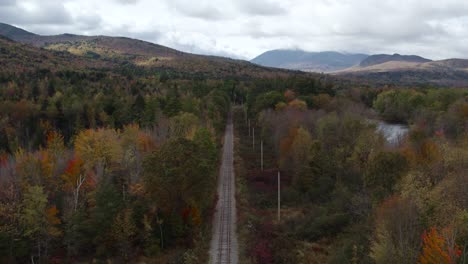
[419, 227, 462, 264]
[61, 157, 88, 212]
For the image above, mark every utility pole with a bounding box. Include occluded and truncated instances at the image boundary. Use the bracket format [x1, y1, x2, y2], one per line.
[244, 105, 247, 124]
[252, 127, 255, 150]
[248, 119, 250, 136]
[261, 140, 263, 171]
[278, 170, 281, 223]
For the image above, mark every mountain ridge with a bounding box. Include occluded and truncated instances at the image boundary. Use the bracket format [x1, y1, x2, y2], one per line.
[0, 22, 305, 79]
[3, 22, 468, 86]
[359, 53, 431, 67]
[251, 49, 369, 72]
[251, 48, 468, 86]
[0, 22, 37, 40]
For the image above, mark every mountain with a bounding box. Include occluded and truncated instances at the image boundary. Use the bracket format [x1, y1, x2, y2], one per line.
[359, 53, 431, 67]
[0, 22, 37, 40]
[335, 56, 468, 87]
[0, 35, 113, 73]
[251, 50, 369, 72]
[0, 23, 303, 79]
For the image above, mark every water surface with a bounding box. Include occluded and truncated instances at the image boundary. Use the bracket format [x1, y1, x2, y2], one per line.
[375, 121, 409, 146]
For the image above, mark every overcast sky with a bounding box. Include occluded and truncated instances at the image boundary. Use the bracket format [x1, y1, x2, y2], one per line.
[1, 0, 468, 60]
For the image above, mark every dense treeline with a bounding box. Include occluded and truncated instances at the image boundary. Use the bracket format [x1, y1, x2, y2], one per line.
[235, 86, 467, 263]
[0, 65, 337, 263]
[373, 88, 467, 138]
[0, 67, 236, 262]
[1, 44, 467, 263]
[0, 69, 234, 152]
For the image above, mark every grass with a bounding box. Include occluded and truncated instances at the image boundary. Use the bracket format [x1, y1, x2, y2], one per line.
[234, 134, 254, 264]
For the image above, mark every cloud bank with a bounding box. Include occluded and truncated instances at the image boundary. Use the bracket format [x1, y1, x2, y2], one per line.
[2, 0, 468, 60]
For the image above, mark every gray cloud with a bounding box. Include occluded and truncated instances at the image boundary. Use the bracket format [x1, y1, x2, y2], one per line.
[236, 0, 287, 16]
[169, 0, 226, 20]
[102, 24, 162, 43]
[113, 0, 140, 4]
[75, 14, 103, 31]
[0, 0, 15, 6]
[0, 0, 72, 26]
[1, 0, 468, 60]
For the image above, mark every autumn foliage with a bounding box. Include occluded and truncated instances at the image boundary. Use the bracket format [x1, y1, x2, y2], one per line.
[419, 227, 462, 264]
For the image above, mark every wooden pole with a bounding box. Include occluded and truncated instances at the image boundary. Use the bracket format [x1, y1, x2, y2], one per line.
[248, 119, 250, 136]
[278, 170, 281, 223]
[244, 105, 247, 123]
[261, 140, 263, 171]
[252, 127, 255, 150]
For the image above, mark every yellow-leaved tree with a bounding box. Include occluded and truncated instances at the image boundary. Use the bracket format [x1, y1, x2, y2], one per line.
[74, 128, 123, 182]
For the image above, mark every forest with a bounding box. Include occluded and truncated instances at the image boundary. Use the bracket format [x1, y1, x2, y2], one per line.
[0, 65, 235, 262]
[234, 85, 467, 263]
[0, 33, 467, 264]
[0, 63, 336, 263]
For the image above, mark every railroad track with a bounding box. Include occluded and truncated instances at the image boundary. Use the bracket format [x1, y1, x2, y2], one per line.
[210, 114, 238, 264]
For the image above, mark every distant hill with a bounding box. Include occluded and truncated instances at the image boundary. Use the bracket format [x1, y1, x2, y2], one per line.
[3, 23, 468, 86]
[359, 53, 431, 67]
[0, 35, 112, 73]
[0, 22, 37, 40]
[427, 59, 468, 69]
[335, 56, 468, 87]
[250, 49, 468, 86]
[0, 23, 107, 45]
[0, 23, 303, 79]
[251, 50, 368, 72]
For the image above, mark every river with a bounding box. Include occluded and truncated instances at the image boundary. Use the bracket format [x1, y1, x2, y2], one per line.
[375, 121, 409, 146]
